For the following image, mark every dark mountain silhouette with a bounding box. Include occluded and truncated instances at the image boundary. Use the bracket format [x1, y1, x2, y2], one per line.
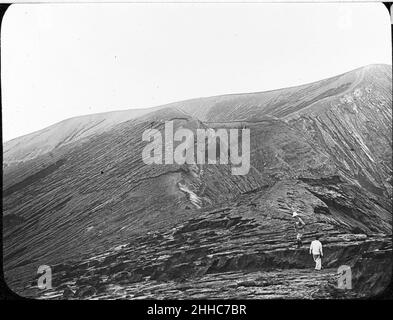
[3, 64, 392, 299]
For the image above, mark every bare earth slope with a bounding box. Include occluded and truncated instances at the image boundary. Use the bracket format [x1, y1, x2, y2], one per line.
[2, 64, 392, 299]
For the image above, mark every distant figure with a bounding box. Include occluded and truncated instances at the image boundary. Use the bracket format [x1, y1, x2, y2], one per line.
[292, 211, 305, 248]
[310, 234, 323, 270]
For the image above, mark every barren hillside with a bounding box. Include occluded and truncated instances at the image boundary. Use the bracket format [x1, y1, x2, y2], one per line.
[3, 64, 392, 299]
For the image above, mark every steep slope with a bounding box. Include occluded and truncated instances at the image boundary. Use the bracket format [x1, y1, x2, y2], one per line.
[4, 64, 389, 166]
[3, 108, 265, 294]
[286, 64, 392, 197]
[3, 108, 160, 167]
[164, 64, 377, 121]
[3, 64, 392, 298]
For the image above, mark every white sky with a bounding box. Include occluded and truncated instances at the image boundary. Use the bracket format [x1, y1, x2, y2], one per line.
[1, 2, 391, 142]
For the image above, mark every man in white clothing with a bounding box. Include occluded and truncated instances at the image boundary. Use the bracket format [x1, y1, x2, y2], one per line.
[309, 234, 323, 270]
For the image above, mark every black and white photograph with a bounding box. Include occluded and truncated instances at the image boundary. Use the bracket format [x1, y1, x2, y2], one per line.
[1, 1, 392, 302]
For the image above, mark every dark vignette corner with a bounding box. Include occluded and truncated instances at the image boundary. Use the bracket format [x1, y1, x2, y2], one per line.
[0, 2, 24, 301]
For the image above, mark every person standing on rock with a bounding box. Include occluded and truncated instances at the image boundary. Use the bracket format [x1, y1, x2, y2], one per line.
[310, 234, 323, 270]
[292, 211, 305, 248]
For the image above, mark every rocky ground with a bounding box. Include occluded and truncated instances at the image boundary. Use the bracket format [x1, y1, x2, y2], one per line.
[3, 64, 392, 299]
[12, 188, 392, 299]
[33, 269, 356, 300]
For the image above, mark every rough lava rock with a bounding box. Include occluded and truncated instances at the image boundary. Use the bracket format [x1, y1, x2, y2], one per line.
[3, 64, 392, 299]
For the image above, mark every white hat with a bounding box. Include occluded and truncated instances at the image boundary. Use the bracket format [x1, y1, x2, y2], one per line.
[292, 212, 298, 217]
